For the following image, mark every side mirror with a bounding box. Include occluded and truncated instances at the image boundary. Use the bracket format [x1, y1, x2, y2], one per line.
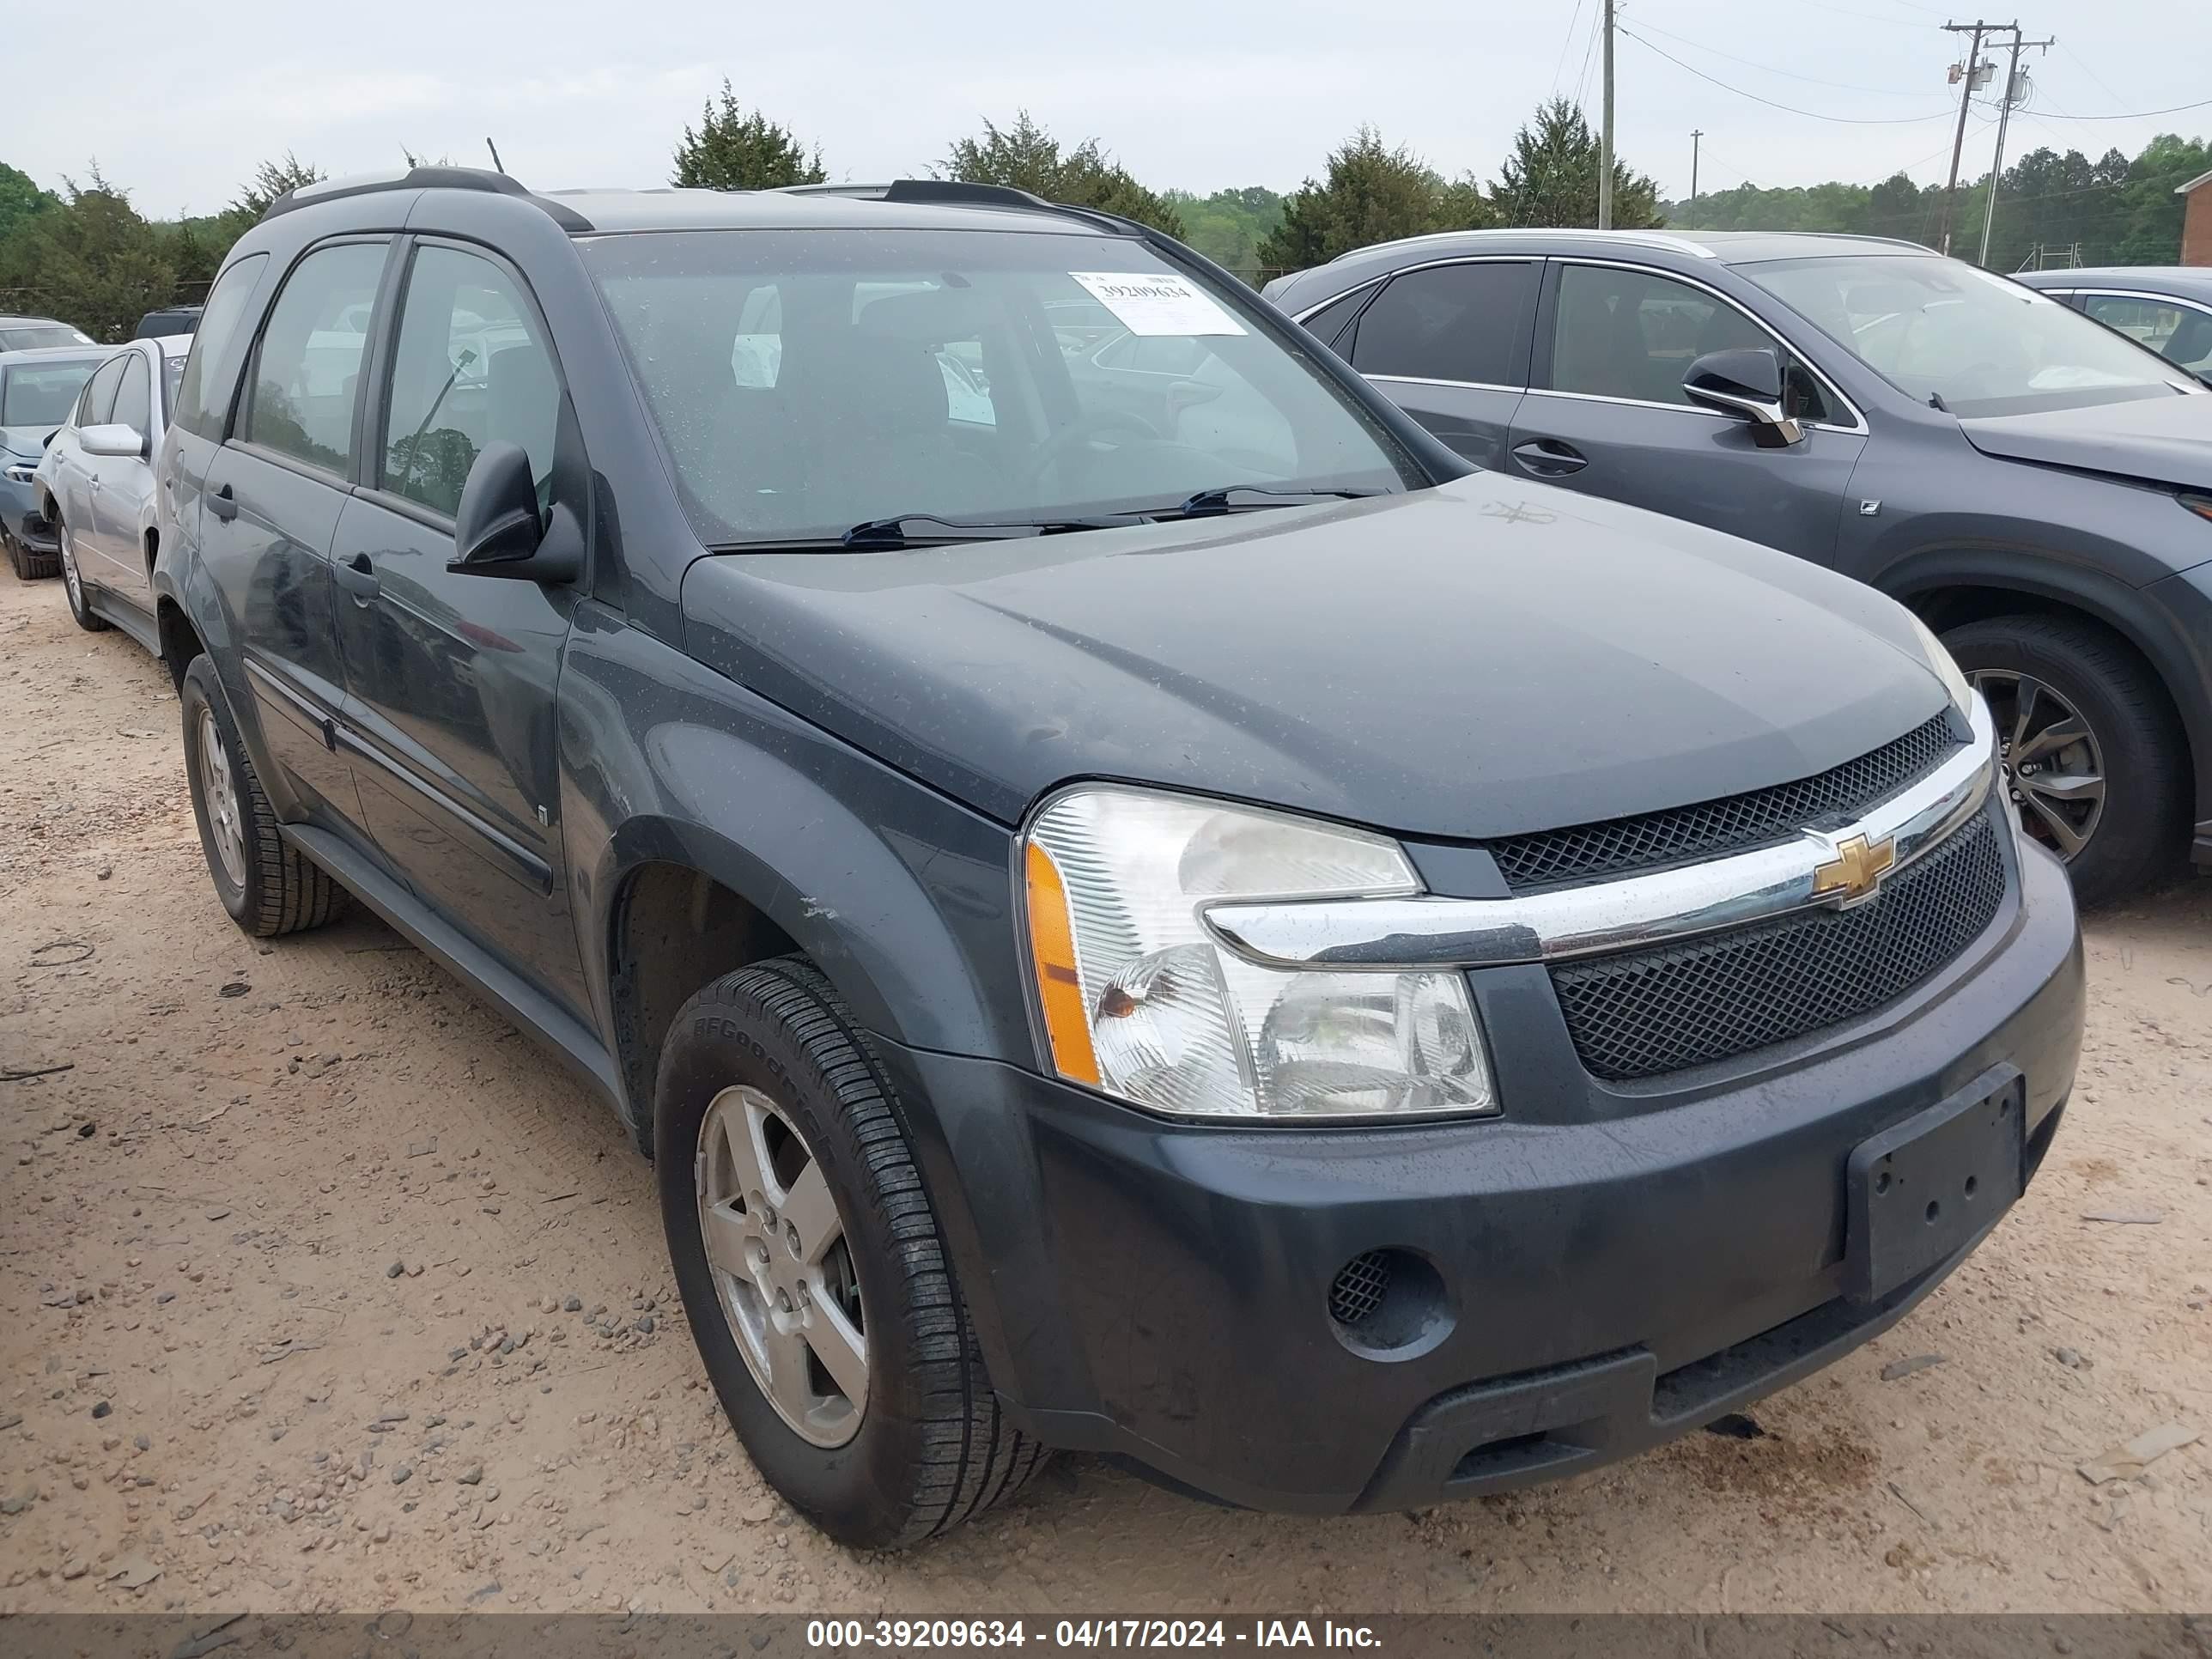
[1684, 347, 1803, 448]
[81, 422, 148, 459]
[447, 441, 579, 584]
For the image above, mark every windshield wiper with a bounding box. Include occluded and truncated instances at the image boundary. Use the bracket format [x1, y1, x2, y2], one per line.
[840, 512, 1142, 550]
[1155, 484, 1385, 520]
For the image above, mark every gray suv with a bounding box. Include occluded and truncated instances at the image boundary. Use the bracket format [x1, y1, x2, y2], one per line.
[1267, 231, 2212, 904]
[156, 172, 2081, 1547]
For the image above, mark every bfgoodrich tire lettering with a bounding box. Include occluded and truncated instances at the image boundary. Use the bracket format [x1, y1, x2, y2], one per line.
[179, 655, 347, 938]
[657, 957, 1048, 1548]
[1942, 613, 2186, 906]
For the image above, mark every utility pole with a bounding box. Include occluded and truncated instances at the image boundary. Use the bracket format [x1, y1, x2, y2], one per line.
[1937, 20, 2009, 255]
[1978, 32, 2053, 265]
[1688, 129, 1704, 229]
[1598, 0, 1616, 229]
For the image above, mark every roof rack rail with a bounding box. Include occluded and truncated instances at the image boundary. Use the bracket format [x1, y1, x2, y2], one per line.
[263, 165, 592, 232]
[778, 178, 1129, 234]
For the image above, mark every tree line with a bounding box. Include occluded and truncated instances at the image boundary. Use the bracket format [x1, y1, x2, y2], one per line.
[0, 82, 2202, 343]
[1664, 132, 2207, 272]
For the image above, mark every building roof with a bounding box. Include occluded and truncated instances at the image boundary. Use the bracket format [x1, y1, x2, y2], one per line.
[2176, 167, 2212, 196]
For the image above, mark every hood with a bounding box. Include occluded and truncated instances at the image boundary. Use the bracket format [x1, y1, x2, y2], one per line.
[0, 423, 56, 460]
[1960, 388, 2212, 492]
[678, 474, 1954, 841]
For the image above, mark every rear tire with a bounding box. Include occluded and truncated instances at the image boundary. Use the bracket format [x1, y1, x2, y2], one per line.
[1942, 613, 2186, 907]
[58, 522, 105, 629]
[179, 655, 347, 937]
[657, 956, 1048, 1548]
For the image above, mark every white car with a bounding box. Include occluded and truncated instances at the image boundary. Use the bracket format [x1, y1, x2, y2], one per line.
[34, 332, 191, 647]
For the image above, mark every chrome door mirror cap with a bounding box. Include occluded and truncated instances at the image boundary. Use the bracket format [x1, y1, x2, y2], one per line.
[1684, 347, 1804, 447]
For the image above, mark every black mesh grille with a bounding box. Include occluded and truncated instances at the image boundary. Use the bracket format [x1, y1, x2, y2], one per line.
[1328, 1250, 1394, 1328]
[1489, 714, 1960, 891]
[1551, 816, 2008, 1081]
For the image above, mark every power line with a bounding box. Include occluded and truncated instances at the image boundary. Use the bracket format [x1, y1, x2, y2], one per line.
[1793, 0, 1944, 31]
[1628, 17, 1954, 98]
[1617, 28, 1959, 123]
[2023, 93, 2212, 121]
[1548, 0, 1588, 100]
[2052, 40, 2132, 112]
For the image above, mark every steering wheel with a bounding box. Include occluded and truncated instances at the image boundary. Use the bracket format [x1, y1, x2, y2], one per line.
[1026, 408, 1163, 483]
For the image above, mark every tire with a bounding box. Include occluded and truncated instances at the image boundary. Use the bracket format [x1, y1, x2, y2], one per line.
[1942, 613, 2187, 907]
[179, 655, 348, 937]
[58, 521, 106, 629]
[657, 957, 1048, 1548]
[9, 527, 59, 581]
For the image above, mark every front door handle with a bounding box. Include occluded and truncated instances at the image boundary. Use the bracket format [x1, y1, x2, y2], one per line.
[1511, 439, 1589, 477]
[334, 551, 380, 600]
[209, 483, 238, 522]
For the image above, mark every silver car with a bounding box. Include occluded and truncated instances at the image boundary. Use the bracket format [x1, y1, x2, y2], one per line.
[34, 332, 191, 646]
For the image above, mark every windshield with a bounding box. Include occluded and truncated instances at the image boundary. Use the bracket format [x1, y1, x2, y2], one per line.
[1, 325, 94, 350]
[1744, 255, 2197, 417]
[582, 228, 1420, 544]
[0, 358, 100, 426]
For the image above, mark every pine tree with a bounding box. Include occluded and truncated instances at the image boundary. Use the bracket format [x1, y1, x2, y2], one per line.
[672, 83, 826, 191]
[939, 112, 1184, 238]
[1257, 129, 1486, 271]
[1492, 99, 1660, 229]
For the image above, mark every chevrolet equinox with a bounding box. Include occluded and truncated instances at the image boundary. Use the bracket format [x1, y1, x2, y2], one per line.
[153, 167, 2086, 1547]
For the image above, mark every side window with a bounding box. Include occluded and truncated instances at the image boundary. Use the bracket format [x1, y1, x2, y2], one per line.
[81, 356, 127, 428]
[1297, 286, 1374, 353]
[2080, 294, 2209, 368]
[175, 253, 268, 439]
[1550, 264, 1832, 422]
[244, 241, 387, 474]
[112, 353, 151, 437]
[382, 245, 560, 519]
[1350, 262, 1536, 386]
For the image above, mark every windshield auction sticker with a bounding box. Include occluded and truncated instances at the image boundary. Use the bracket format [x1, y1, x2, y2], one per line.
[1072, 272, 1249, 337]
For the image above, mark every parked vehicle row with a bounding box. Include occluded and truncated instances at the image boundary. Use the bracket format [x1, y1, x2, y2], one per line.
[142, 167, 2082, 1549]
[2, 342, 108, 578]
[1267, 230, 2212, 904]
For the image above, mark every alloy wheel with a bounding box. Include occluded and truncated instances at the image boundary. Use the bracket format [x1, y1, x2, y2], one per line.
[1970, 668, 2106, 861]
[60, 527, 83, 616]
[694, 1085, 868, 1449]
[196, 706, 249, 888]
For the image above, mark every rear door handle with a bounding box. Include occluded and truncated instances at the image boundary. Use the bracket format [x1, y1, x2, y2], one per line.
[1511, 439, 1589, 477]
[209, 483, 238, 522]
[334, 551, 380, 600]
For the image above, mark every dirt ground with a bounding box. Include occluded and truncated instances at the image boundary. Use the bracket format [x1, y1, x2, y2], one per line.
[1, 568, 2207, 1619]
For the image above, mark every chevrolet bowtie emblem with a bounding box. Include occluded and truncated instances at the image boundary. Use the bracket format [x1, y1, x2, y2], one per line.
[1812, 832, 1897, 907]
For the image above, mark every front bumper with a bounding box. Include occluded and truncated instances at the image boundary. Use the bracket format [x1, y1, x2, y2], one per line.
[1, 477, 57, 551]
[878, 824, 2084, 1514]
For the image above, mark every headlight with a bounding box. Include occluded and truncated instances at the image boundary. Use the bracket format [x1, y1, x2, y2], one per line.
[2, 461, 37, 485]
[1021, 787, 1497, 1121]
[1905, 613, 1973, 714]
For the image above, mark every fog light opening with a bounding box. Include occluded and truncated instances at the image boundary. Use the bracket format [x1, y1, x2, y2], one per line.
[1328, 1248, 1450, 1359]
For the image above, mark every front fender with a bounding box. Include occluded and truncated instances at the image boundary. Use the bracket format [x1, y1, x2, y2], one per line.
[561, 609, 1035, 1073]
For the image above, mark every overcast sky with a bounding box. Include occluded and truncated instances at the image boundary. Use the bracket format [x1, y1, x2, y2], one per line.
[12, 0, 2209, 219]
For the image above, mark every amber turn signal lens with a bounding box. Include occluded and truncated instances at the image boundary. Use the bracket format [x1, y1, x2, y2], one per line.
[1024, 841, 1101, 1086]
[2182, 492, 2212, 525]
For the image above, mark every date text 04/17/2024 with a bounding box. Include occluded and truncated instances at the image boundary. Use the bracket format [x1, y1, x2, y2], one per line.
[804, 1620, 1384, 1650]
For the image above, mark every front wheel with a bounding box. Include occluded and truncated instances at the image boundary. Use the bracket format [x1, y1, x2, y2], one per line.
[657, 957, 1048, 1548]
[1942, 613, 2187, 907]
[58, 521, 106, 630]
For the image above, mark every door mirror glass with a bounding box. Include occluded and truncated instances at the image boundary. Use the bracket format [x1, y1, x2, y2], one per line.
[1684, 346, 1803, 447]
[80, 422, 149, 458]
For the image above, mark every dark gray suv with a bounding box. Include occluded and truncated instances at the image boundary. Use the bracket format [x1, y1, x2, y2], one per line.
[155, 171, 2082, 1547]
[1267, 231, 2212, 905]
